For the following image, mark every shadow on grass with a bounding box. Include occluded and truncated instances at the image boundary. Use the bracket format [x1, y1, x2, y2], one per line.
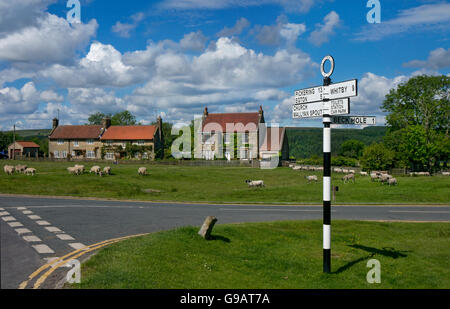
[332, 244, 410, 274]
[209, 235, 231, 243]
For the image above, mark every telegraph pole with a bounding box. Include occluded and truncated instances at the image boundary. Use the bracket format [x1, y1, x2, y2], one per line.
[13, 124, 16, 161]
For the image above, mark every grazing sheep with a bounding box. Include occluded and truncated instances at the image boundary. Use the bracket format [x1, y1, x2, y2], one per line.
[245, 180, 265, 188]
[90, 166, 101, 175]
[305, 175, 318, 183]
[74, 165, 85, 174]
[442, 172, 450, 176]
[15, 165, 27, 173]
[370, 174, 379, 182]
[67, 167, 81, 175]
[342, 174, 355, 184]
[292, 166, 302, 171]
[379, 174, 393, 184]
[4, 165, 15, 175]
[138, 167, 147, 176]
[349, 169, 356, 174]
[387, 178, 398, 186]
[360, 171, 368, 176]
[103, 166, 111, 175]
[342, 169, 349, 174]
[24, 168, 36, 176]
[335, 168, 343, 173]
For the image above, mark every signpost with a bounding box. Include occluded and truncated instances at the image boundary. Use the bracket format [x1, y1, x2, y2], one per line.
[293, 55, 368, 273]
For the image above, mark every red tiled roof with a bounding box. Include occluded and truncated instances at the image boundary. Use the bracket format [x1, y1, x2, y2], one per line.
[101, 126, 157, 141]
[49, 125, 103, 139]
[203, 113, 261, 133]
[260, 127, 285, 151]
[16, 141, 40, 148]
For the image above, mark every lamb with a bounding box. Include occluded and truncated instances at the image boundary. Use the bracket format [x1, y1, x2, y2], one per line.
[342, 173, 355, 184]
[387, 178, 398, 186]
[67, 167, 81, 175]
[103, 166, 111, 175]
[245, 180, 265, 188]
[138, 167, 147, 176]
[15, 165, 28, 173]
[74, 165, 85, 174]
[4, 165, 15, 175]
[305, 175, 318, 183]
[90, 166, 101, 175]
[24, 168, 36, 176]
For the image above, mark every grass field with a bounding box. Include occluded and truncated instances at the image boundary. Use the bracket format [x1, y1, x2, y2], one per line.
[0, 160, 449, 204]
[70, 220, 450, 289]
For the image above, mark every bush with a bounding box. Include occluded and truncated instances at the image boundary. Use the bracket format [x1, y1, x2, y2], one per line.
[360, 143, 395, 171]
[331, 156, 359, 167]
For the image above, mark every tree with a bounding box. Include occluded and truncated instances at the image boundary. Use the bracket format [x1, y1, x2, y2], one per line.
[360, 143, 395, 171]
[339, 139, 365, 159]
[87, 112, 110, 125]
[111, 111, 137, 126]
[382, 75, 449, 171]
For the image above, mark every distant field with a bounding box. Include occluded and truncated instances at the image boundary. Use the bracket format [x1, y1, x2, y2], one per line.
[1, 161, 449, 204]
[71, 220, 450, 289]
[3, 129, 51, 138]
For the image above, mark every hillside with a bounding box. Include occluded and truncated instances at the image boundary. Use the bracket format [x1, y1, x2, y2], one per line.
[286, 126, 387, 159]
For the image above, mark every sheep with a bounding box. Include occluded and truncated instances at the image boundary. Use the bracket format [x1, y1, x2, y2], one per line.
[292, 166, 302, 171]
[103, 166, 111, 175]
[334, 168, 343, 173]
[138, 167, 147, 176]
[74, 165, 85, 174]
[349, 169, 356, 174]
[387, 178, 398, 186]
[379, 174, 393, 184]
[342, 169, 349, 174]
[360, 171, 368, 176]
[342, 174, 355, 184]
[245, 180, 265, 188]
[4, 165, 15, 175]
[67, 167, 81, 175]
[442, 172, 450, 176]
[24, 168, 36, 176]
[305, 175, 318, 183]
[15, 165, 27, 173]
[90, 166, 101, 175]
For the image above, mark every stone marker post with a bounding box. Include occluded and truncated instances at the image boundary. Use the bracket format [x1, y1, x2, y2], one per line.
[198, 216, 218, 240]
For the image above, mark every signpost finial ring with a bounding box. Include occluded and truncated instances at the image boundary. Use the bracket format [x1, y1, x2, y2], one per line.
[321, 55, 334, 78]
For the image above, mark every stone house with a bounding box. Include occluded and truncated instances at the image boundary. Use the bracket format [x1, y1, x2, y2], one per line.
[259, 127, 289, 161]
[100, 117, 164, 160]
[195, 106, 265, 160]
[48, 118, 105, 159]
[8, 141, 40, 159]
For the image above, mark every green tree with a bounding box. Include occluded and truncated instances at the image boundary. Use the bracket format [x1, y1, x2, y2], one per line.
[360, 143, 395, 171]
[382, 75, 449, 171]
[339, 139, 365, 159]
[87, 112, 110, 125]
[111, 111, 137, 126]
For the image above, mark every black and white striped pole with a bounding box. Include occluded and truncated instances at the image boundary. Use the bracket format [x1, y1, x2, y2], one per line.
[321, 56, 334, 273]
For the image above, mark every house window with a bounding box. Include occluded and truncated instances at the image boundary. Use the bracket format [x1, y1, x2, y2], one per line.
[105, 153, 115, 160]
[72, 151, 76, 157]
[86, 151, 95, 158]
[87, 139, 94, 145]
[203, 133, 214, 144]
[143, 152, 148, 159]
[54, 151, 59, 158]
[62, 151, 67, 158]
[73, 141, 79, 147]
[224, 134, 232, 145]
[137, 140, 145, 146]
[105, 140, 112, 146]
[57, 139, 64, 145]
[241, 133, 249, 144]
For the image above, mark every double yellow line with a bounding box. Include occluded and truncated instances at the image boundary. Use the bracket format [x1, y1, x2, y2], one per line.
[19, 233, 149, 289]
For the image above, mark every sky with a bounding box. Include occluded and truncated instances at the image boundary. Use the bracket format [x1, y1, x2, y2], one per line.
[0, 0, 449, 130]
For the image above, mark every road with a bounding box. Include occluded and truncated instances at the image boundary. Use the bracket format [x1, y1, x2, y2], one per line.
[1, 195, 449, 289]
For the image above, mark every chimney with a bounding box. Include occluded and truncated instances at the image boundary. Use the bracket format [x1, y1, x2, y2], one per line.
[204, 107, 208, 117]
[258, 106, 265, 124]
[52, 118, 59, 130]
[102, 117, 111, 129]
[157, 116, 163, 138]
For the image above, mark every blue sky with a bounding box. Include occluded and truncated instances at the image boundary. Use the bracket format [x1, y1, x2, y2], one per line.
[0, 0, 449, 130]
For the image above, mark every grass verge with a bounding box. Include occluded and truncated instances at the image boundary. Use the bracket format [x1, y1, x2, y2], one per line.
[70, 220, 450, 289]
[1, 161, 449, 204]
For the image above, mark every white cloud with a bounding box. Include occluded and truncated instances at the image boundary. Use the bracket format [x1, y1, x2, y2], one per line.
[180, 31, 207, 51]
[280, 23, 306, 43]
[67, 88, 125, 114]
[404, 48, 450, 70]
[217, 17, 250, 37]
[112, 12, 145, 38]
[253, 15, 306, 46]
[0, 13, 98, 64]
[356, 3, 450, 41]
[0, 82, 42, 115]
[40, 90, 64, 102]
[308, 11, 340, 46]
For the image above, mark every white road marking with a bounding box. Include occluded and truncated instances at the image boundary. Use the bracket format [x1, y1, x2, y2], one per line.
[22, 210, 33, 215]
[2, 216, 16, 222]
[32, 244, 55, 254]
[45, 226, 62, 233]
[220, 208, 337, 212]
[0, 208, 4, 211]
[0, 211, 10, 216]
[23, 235, 41, 242]
[389, 210, 450, 214]
[56, 234, 75, 241]
[15, 228, 32, 235]
[36, 220, 51, 226]
[28, 215, 41, 220]
[8, 222, 23, 227]
[17, 207, 26, 210]
[69, 243, 87, 250]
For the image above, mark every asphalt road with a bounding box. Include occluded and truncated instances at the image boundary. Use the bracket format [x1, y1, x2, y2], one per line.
[1, 195, 449, 289]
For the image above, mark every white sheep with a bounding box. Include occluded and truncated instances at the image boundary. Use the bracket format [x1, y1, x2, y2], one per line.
[387, 178, 398, 186]
[360, 171, 368, 176]
[442, 172, 450, 176]
[15, 165, 27, 173]
[67, 167, 81, 175]
[342, 174, 355, 184]
[74, 165, 85, 174]
[245, 180, 265, 188]
[138, 167, 147, 176]
[25, 168, 36, 176]
[4, 165, 15, 175]
[305, 175, 318, 183]
[90, 166, 101, 174]
[103, 166, 111, 175]
[379, 174, 393, 184]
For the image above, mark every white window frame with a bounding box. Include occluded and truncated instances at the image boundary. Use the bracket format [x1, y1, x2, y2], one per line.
[62, 151, 67, 158]
[105, 152, 115, 160]
[87, 139, 94, 145]
[224, 133, 232, 145]
[57, 139, 64, 145]
[137, 140, 145, 146]
[73, 141, 79, 147]
[86, 151, 95, 159]
[54, 151, 59, 158]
